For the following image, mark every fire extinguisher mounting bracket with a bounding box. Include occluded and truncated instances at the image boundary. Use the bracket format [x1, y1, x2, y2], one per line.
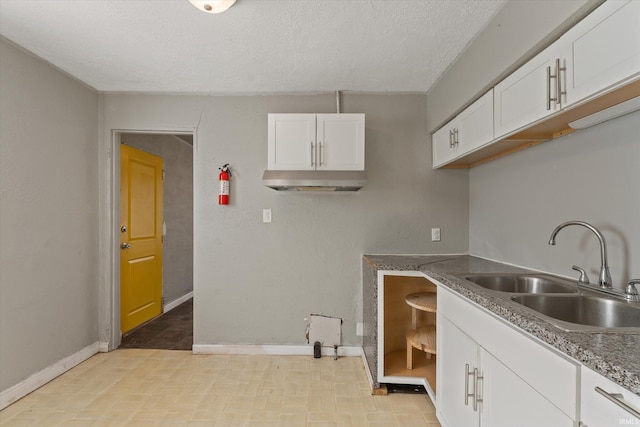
[219, 163, 231, 177]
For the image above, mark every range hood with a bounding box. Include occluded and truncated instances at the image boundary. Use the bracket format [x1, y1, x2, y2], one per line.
[262, 170, 366, 191]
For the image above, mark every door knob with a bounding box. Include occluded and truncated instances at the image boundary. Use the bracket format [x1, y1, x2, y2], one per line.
[121, 242, 131, 249]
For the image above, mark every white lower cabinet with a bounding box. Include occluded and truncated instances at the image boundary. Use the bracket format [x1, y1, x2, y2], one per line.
[436, 286, 578, 427]
[438, 315, 574, 427]
[580, 366, 640, 427]
[438, 315, 479, 427]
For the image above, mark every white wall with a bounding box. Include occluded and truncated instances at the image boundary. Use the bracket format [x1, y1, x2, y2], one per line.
[470, 110, 640, 287]
[100, 93, 469, 347]
[0, 39, 99, 391]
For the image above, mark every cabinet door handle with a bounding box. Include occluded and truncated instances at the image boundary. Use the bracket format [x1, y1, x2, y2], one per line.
[449, 130, 454, 148]
[555, 58, 566, 106]
[464, 364, 474, 406]
[473, 368, 483, 411]
[595, 387, 640, 418]
[319, 142, 324, 166]
[547, 64, 559, 110]
[454, 128, 459, 146]
[311, 141, 315, 167]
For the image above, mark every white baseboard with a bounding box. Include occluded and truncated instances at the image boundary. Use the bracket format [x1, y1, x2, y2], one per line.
[361, 351, 374, 389]
[98, 341, 110, 353]
[0, 341, 100, 410]
[192, 344, 363, 357]
[164, 291, 193, 312]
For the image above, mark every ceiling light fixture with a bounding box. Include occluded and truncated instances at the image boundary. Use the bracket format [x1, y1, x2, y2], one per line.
[188, 0, 236, 14]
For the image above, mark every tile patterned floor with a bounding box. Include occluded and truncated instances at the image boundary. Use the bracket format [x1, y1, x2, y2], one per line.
[0, 350, 441, 427]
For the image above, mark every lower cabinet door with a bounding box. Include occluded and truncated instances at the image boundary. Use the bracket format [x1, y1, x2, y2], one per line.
[580, 366, 640, 427]
[437, 315, 480, 427]
[480, 348, 574, 427]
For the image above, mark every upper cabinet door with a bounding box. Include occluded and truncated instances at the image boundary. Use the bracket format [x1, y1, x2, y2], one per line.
[457, 89, 494, 154]
[316, 114, 365, 170]
[268, 114, 316, 170]
[432, 90, 493, 169]
[563, 0, 640, 107]
[494, 43, 565, 139]
[432, 121, 459, 168]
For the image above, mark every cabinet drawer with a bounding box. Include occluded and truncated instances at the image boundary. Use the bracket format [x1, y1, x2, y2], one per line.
[438, 287, 578, 418]
[580, 366, 640, 426]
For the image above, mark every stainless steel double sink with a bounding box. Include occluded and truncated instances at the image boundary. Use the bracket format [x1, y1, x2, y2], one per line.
[463, 274, 640, 332]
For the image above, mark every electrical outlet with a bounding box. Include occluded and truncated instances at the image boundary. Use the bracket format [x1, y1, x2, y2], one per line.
[356, 323, 364, 336]
[263, 209, 272, 223]
[431, 228, 441, 242]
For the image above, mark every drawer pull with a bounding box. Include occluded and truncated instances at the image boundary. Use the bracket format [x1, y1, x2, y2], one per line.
[595, 386, 640, 418]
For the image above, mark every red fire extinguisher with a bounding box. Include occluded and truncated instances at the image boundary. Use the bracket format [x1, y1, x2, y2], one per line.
[218, 163, 231, 205]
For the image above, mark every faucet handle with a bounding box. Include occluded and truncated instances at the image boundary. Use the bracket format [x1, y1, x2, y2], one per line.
[626, 279, 640, 299]
[572, 265, 591, 285]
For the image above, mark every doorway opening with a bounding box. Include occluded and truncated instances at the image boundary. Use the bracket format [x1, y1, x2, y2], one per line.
[114, 132, 194, 350]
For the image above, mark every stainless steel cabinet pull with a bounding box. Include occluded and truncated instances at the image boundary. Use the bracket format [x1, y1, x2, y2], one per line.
[449, 130, 454, 148]
[595, 387, 640, 418]
[454, 128, 459, 146]
[319, 142, 324, 166]
[473, 368, 483, 411]
[547, 66, 553, 111]
[555, 58, 566, 105]
[311, 141, 315, 167]
[464, 364, 474, 406]
[547, 64, 559, 110]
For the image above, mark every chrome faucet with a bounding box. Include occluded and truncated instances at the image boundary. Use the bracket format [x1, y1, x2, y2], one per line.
[548, 221, 612, 288]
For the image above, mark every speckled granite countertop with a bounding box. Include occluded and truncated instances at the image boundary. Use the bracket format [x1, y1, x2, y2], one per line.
[364, 254, 640, 396]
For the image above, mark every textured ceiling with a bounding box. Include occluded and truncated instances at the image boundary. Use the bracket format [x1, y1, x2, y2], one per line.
[0, 0, 507, 94]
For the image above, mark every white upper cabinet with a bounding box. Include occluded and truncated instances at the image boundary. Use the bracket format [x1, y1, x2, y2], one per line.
[436, 0, 640, 168]
[432, 116, 461, 168]
[316, 114, 365, 171]
[493, 42, 566, 139]
[268, 113, 364, 171]
[432, 90, 494, 168]
[494, 0, 640, 139]
[562, 0, 640, 107]
[457, 90, 494, 153]
[268, 114, 317, 170]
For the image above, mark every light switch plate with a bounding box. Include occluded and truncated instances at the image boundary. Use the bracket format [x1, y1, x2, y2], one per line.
[431, 228, 441, 242]
[263, 209, 272, 223]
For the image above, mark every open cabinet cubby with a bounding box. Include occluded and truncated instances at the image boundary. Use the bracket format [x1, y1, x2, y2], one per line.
[383, 275, 437, 393]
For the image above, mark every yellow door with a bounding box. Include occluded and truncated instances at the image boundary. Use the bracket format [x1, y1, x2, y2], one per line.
[120, 144, 163, 334]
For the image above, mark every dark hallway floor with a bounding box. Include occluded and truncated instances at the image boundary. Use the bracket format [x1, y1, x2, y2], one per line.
[119, 298, 193, 350]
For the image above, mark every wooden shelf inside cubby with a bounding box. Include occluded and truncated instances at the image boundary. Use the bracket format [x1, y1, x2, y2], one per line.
[384, 348, 436, 393]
